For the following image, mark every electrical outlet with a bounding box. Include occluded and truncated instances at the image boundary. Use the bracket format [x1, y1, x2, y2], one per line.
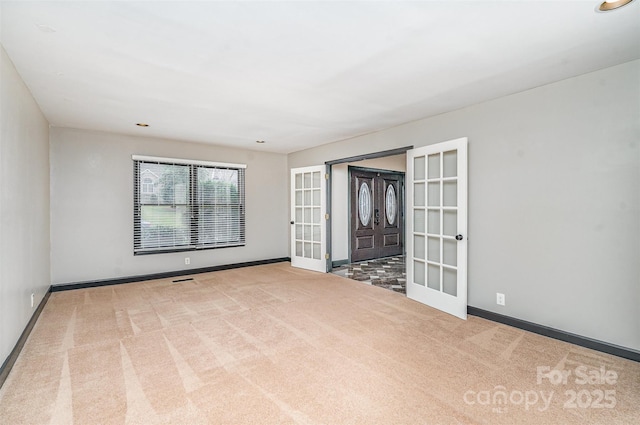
[185, 257, 190, 265]
[30, 293, 34, 308]
[496, 293, 505, 306]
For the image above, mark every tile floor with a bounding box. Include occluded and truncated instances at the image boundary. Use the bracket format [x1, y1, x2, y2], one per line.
[331, 256, 406, 294]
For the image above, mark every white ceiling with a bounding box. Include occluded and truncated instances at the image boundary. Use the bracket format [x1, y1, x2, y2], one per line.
[1, 1, 639, 154]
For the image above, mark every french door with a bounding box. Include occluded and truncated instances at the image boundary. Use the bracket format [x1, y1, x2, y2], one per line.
[290, 165, 327, 273]
[406, 138, 468, 319]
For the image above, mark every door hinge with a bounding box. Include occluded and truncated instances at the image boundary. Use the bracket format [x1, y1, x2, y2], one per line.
[325, 173, 329, 180]
[325, 253, 330, 260]
[325, 213, 330, 220]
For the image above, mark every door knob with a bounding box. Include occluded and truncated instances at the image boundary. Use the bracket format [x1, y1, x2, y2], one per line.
[290, 221, 294, 225]
[455, 234, 463, 241]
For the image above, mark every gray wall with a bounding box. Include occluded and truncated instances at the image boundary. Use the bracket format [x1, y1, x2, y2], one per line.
[0, 45, 51, 364]
[50, 127, 289, 284]
[289, 60, 640, 352]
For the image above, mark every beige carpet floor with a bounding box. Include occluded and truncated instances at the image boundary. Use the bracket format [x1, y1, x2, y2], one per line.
[1, 262, 638, 424]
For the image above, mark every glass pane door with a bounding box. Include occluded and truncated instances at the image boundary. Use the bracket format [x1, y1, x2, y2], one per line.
[407, 138, 467, 319]
[291, 166, 327, 272]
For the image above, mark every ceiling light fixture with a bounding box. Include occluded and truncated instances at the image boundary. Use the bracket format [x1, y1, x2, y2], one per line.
[136, 123, 149, 127]
[256, 140, 266, 144]
[598, 0, 635, 11]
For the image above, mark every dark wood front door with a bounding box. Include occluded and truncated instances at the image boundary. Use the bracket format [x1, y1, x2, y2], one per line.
[350, 167, 404, 262]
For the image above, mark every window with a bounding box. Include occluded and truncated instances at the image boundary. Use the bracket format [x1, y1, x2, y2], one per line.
[141, 177, 154, 194]
[133, 155, 246, 254]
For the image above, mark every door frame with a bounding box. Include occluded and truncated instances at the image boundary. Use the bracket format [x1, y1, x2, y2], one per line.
[325, 146, 413, 270]
[347, 165, 405, 263]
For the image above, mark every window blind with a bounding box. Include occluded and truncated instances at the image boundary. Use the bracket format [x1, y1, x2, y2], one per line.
[133, 156, 246, 254]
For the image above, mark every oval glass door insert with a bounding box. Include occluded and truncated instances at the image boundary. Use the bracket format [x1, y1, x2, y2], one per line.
[385, 184, 397, 225]
[359, 182, 372, 226]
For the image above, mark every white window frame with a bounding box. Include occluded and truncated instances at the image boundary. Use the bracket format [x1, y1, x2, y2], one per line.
[141, 177, 154, 194]
[133, 155, 246, 255]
